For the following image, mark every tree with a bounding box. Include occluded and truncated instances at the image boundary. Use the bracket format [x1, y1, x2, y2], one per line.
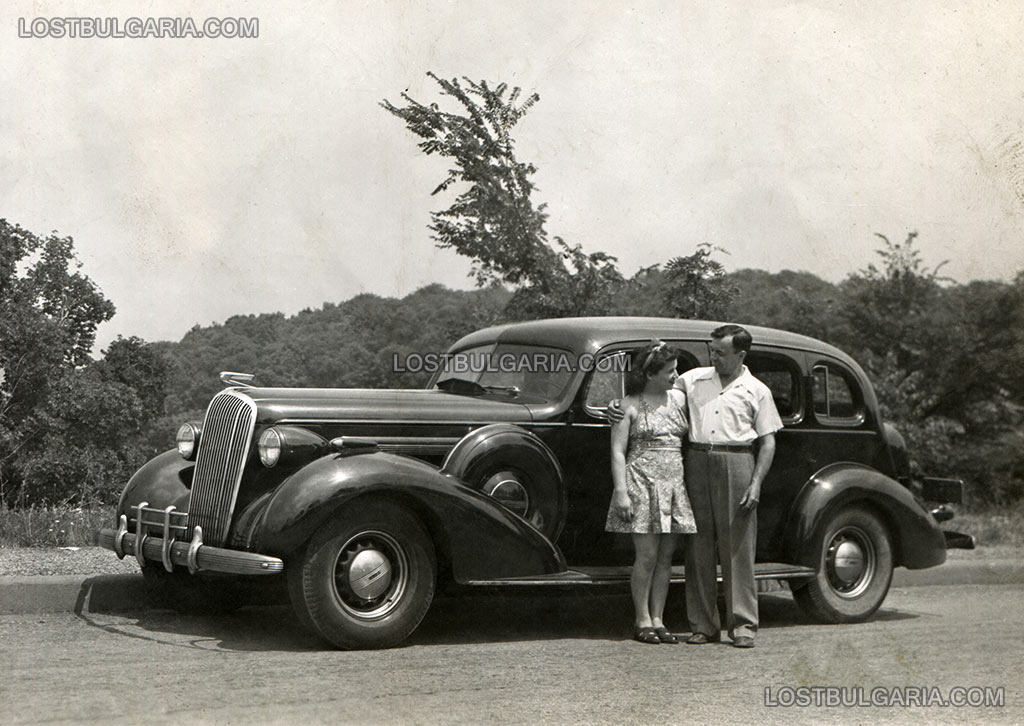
[382, 74, 625, 317]
[0, 220, 119, 504]
[662, 243, 737, 319]
[840, 231, 950, 373]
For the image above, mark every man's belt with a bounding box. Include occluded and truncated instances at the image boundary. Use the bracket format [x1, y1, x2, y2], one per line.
[688, 441, 753, 454]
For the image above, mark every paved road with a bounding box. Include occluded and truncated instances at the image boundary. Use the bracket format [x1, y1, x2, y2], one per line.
[2, 584, 1020, 725]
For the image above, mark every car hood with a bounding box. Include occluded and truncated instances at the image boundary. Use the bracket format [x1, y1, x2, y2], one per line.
[240, 387, 534, 424]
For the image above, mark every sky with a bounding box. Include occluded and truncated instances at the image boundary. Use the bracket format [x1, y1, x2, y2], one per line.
[2, 1, 1023, 354]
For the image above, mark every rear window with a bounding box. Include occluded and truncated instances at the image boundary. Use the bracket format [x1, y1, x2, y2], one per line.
[812, 362, 864, 425]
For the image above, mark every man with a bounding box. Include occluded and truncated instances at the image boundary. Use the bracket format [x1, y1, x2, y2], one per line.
[679, 324, 781, 648]
[609, 325, 782, 648]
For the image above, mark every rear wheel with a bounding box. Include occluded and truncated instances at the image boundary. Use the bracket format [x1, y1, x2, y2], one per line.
[793, 506, 893, 623]
[288, 500, 436, 649]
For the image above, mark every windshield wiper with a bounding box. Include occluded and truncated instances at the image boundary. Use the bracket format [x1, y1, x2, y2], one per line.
[481, 384, 520, 397]
[436, 377, 488, 395]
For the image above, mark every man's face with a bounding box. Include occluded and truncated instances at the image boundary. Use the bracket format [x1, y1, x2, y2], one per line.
[709, 335, 745, 377]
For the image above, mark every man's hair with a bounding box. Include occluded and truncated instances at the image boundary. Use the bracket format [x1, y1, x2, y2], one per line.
[625, 342, 679, 395]
[711, 324, 752, 354]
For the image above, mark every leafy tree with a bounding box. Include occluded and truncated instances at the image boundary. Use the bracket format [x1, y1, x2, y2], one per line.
[840, 231, 951, 373]
[96, 336, 169, 418]
[382, 73, 626, 317]
[0, 220, 118, 504]
[833, 231, 1024, 505]
[662, 243, 737, 319]
[725, 268, 842, 340]
[15, 367, 149, 505]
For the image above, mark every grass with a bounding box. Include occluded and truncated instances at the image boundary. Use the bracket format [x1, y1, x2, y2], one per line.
[0, 504, 116, 548]
[953, 501, 1024, 548]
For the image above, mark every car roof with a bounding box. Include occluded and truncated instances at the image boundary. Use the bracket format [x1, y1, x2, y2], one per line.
[451, 316, 861, 367]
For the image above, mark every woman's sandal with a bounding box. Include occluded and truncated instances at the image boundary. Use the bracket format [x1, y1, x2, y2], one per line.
[653, 626, 679, 644]
[633, 626, 661, 644]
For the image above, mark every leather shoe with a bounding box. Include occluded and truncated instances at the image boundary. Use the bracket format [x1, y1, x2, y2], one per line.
[633, 626, 661, 645]
[732, 636, 755, 648]
[653, 626, 679, 644]
[686, 632, 720, 644]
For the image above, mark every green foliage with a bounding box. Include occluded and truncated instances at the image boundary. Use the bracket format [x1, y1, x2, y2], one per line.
[662, 243, 738, 319]
[383, 74, 631, 317]
[158, 285, 514, 414]
[0, 503, 113, 547]
[382, 74, 555, 288]
[0, 220, 149, 507]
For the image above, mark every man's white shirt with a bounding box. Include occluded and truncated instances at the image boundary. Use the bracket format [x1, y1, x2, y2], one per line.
[674, 365, 783, 444]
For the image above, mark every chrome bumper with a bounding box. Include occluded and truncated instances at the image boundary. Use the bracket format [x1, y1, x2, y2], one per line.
[98, 503, 283, 576]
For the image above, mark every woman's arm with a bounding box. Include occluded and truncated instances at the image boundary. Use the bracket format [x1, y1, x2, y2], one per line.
[609, 399, 634, 521]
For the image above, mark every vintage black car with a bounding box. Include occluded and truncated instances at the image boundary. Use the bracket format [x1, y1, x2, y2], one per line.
[99, 317, 972, 649]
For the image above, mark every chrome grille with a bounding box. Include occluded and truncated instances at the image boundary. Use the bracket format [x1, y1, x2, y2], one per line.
[187, 390, 257, 547]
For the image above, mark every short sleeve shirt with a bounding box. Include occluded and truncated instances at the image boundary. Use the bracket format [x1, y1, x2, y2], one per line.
[674, 365, 783, 444]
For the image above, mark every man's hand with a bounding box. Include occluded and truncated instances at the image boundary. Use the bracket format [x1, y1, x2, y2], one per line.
[611, 489, 632, 521]
[739, 481, 760, 513]
[607, 398, 625, 423]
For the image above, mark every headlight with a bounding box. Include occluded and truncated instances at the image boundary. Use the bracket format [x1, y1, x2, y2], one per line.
[176, 423, 201, 460]
[258, 428, 283, 467]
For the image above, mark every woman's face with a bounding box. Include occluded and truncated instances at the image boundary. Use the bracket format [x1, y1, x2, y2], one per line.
[647, 359, 677, 390]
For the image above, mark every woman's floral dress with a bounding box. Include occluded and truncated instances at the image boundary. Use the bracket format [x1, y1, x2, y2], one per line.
[605, 389, 697, 534]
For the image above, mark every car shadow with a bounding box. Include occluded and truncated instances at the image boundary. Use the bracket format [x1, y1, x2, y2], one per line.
[74, 576, 919, 652]
[407, 587, 920, 646]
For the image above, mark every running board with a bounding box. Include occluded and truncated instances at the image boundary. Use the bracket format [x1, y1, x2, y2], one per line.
[465, 562, 816, 587]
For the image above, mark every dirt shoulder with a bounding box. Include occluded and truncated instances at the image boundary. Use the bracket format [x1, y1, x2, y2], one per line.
[0, 546, 141, 577]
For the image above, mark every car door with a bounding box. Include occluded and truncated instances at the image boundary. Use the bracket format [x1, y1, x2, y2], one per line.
[555, 341, 704, 566]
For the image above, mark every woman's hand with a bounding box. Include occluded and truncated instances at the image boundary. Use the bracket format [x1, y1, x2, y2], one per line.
[612, 489, 632, 521]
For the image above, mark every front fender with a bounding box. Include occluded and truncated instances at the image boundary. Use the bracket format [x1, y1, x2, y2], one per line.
[115, 449, 194, 521]
[255, 451, 567, 581]
[785, 462, 946, 570]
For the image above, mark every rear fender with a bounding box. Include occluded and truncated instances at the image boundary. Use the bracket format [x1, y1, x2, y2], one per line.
[785, 462, 946, 570]
[256, 451, 567, 581]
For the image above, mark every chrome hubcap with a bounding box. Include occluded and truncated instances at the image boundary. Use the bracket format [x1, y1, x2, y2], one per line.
[333, 531, 408, 620]
[348, 548, 393, 600]
[825, 526, 875, 599]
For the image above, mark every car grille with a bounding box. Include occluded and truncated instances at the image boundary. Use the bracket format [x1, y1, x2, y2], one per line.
[187, 390, 258, 547]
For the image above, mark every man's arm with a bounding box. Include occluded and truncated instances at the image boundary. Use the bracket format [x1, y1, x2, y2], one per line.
[740, 433, 775, 512]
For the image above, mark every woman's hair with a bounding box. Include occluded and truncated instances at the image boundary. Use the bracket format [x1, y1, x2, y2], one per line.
[624, 341, 679, 395]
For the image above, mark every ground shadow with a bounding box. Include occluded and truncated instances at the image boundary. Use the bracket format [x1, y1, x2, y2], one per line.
[75, 579, 919, 652]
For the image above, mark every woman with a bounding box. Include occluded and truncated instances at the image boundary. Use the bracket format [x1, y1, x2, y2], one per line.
[606, 342, 696, 644]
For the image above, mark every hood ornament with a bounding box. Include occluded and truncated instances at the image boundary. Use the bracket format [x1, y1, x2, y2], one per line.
[219, 371, 255, 387]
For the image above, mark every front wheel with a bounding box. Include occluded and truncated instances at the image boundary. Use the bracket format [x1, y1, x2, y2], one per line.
[793, 505, 893, 623]
[288, 500, 436, 649]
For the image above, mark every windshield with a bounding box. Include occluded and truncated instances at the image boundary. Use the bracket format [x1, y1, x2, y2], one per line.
[433, 343, 575, 402]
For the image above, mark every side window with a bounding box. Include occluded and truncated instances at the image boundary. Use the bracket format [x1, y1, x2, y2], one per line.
[812, 362, 863, 424]
[583, 346, 699, 415]
[746, 351, 802, 422]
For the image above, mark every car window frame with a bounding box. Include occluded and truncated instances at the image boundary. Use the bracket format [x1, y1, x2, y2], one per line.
[581, 342, 702, 420]
[743, 348, 805, 426]
[810, 359, 867, 427]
